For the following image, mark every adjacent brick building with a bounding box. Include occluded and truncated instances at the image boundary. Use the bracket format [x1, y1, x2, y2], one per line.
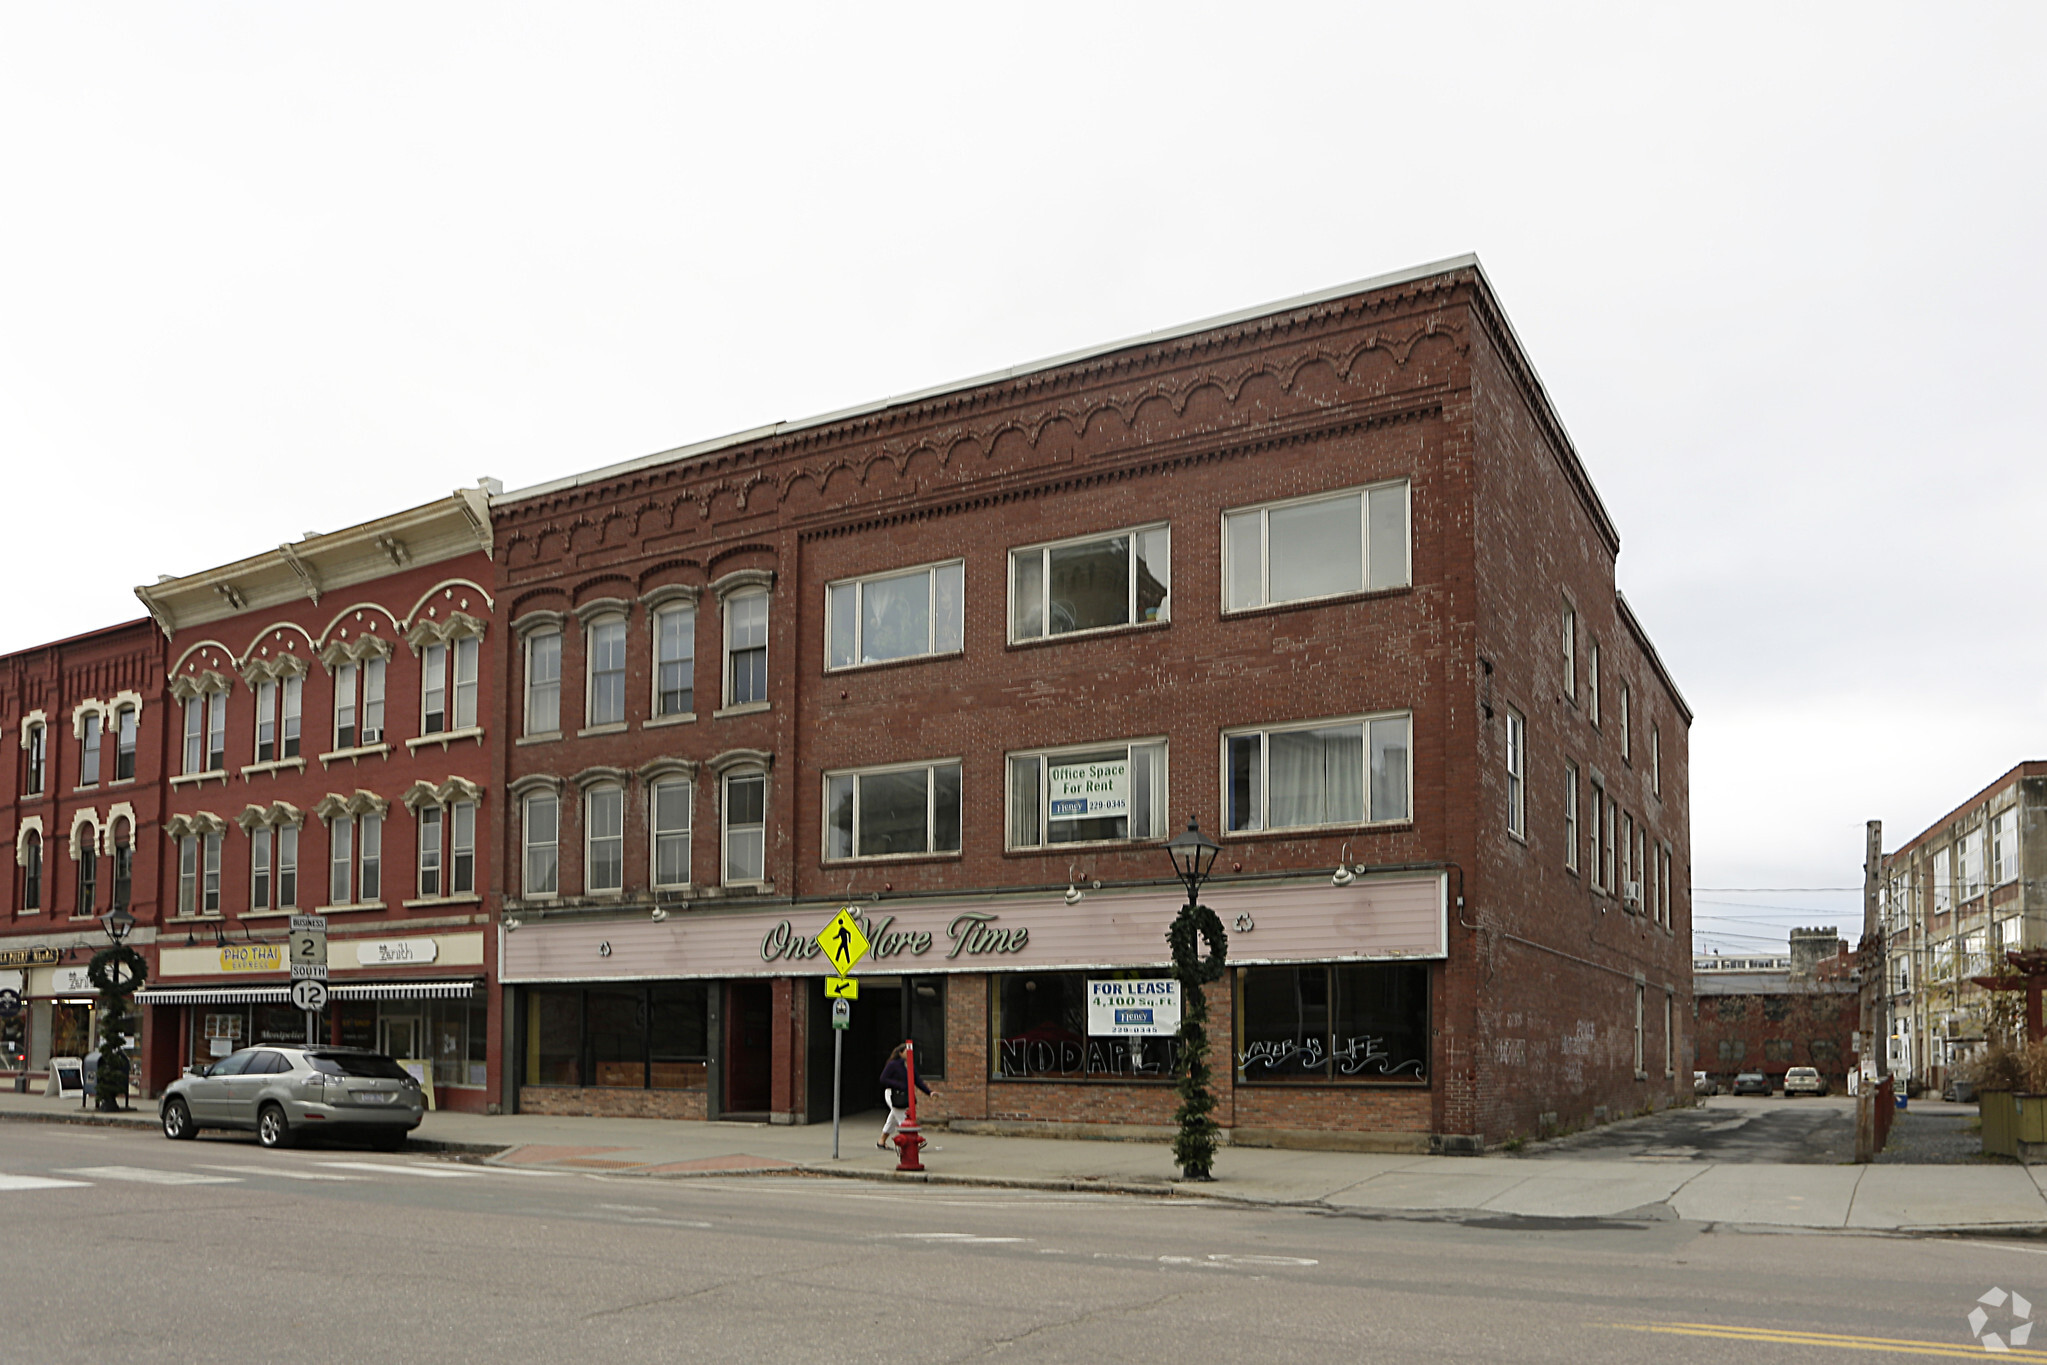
[489, 255, 1693, 1151]
[0, 620, 165, 1083]
[1692, 927, 1858, 1090]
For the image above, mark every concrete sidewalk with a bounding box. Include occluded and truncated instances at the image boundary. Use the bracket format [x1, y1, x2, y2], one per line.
[2, 1087, 2038, 1234]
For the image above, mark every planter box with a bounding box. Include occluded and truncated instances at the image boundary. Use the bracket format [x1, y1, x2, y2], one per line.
[1980, 1091, 2047, 1162]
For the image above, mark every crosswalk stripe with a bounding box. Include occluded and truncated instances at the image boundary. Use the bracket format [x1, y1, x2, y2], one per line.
[315, 1161, 484, 1179]
[194, 1164, 359, 1181]
[0, 1175, 92, 1192]
[55, 1166, 240, 1185]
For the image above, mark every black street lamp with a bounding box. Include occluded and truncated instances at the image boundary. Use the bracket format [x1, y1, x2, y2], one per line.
[90, 905, 144, 1112]
[1161, 818, 1227, 1181]
[100, 906, 135, 945]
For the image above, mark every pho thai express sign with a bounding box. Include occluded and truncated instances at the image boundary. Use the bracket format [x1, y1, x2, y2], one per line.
[501, 872, 1445, 983]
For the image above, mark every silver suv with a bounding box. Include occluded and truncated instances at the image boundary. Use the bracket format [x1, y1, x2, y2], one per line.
[160, 1046, 425, 1150]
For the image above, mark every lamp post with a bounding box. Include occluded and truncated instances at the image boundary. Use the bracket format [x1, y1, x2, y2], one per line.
[1161, 819, 1226, 1180]
[90, 905, 144, 1112]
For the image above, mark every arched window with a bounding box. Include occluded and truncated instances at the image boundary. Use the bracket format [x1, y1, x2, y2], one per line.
[22, 831, 41, 911]
[111, 819, 132, 914]
[74, 827, 97, 917]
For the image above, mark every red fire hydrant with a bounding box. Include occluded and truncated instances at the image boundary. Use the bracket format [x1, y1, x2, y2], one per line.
[893, 1039, 926, 1172]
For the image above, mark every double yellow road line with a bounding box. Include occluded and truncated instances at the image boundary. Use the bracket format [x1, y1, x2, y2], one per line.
[1609, 1319, 2045, 1359]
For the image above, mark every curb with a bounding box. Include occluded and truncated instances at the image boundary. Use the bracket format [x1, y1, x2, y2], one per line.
[0, 1105, 505, 1156]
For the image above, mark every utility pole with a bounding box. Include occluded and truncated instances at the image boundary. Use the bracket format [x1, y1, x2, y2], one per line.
[1855, 820, 1883, 1163]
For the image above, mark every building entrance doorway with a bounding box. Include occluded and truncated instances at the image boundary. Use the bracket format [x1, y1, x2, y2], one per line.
[378, 1014, 421, 1062]
[804, 976, 946, 1123]
[723, 981, 774, 1116]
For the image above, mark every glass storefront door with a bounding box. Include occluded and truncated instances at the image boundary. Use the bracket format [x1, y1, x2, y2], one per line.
[379, 1014, 421, 1061]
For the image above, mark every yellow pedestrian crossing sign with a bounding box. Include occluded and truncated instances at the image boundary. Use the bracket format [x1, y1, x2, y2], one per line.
[825, 976, 858, 1000]
[818, 908, 870, 977]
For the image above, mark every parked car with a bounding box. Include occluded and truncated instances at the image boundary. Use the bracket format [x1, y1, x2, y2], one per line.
[1692, 1070, 1717, 1096]
[1943, 1078, 1978, 1104]
[160, 1046, 424, 1150]
[1731, 1071, 1772, 1096]
[1783, 1066, 1829, 1097]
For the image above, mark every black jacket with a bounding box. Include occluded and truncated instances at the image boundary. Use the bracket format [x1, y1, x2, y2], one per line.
[879, 1056, 932, 1098]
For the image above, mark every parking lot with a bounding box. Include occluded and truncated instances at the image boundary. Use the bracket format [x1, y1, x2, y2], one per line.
[1519, 1095, 1986, 1164]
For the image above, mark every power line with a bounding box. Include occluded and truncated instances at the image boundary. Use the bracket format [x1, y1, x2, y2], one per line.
[1691, 887, 1861, 893]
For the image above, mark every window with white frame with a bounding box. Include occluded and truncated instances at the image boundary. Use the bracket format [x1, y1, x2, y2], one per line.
[724, 594, 768, 706]
[183, 698, 204, 774]
[21, 831, 39, 910]
[1588, 781, 1606, 890]
[254, 681, 279, 762]
[1011, 525, 1169, 641]
[1007, 740, 1167, 849]
[1619, 684, 1631, 761]
[1633, 983, 1645, 1074]
[80, 713, 101, 787]
[587, 786, 625, 893]
[1960, 828, 1985, 901]
[327, 813, 380, 906]
[449, 801, 475, 895]
[176, 834, 195, 915]
[651, 778, 691, 888]
[252, 826, 274, 909]
[587, 618, 627, 727]
[1504, 709, 1526, 840]
[1224, 482, 1408, 612]
[111, 821, 131, 912]
[420, 638, 480, 733]
[1603, 797, 1617, 893]
[1664, 992, 1675, 1075]
[278, 825, 298, 908]
[330, 817, 353, 905]
[829, 560, 965, 668]
[524, 793, 559, 897]
[202, 831, 221, 913]
[1563, 762, 1580, 872]
[115, 705, 137, 780]
[182, 695, 227, 774]
[1587, 642, 1601, 728]
[25, 721, 45, 795]
[1650, 723, 1660, 797]
[526, 631, 562, 735]
[722, 771, 767, 884]
[332, 658, 386, 749]
[74, 829, 96, 916]
[1562, 602, 1577, 701]
[826, 760, 962, 861]
[421, 646, 448, 734]
[1622, 812, 1635, 901]
[1994, 808, 2019, 885]
[653, 605, 695, 717]
[417, 807, 443, 898]
[1224, 713, 1411, 833]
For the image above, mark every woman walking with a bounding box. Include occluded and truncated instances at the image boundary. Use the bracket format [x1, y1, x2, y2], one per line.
[878, 1042, 933, 1149]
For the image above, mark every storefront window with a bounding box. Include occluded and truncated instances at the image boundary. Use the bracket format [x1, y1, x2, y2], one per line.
[524, 983, 710, 1089]
[49, 1002, 92, 1059]
[992, 971, 1177, 1081]
[1235, 962, 1428, 1084]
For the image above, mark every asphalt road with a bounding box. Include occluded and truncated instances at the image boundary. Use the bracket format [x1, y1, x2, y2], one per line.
[2, 1124, 2040, 1363]
[1522, 1095, 1862, 1163]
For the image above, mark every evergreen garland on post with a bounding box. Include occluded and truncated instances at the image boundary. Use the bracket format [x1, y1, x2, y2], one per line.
[88, 944, 146, 1112]
[1167, 903, 1227, 1180]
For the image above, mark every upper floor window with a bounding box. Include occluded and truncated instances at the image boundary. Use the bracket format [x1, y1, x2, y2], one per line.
[1011, 525, 1168, 642]
[421, 636, 480, 735]
[722, 771, 766, 884]
[252, 826, 274, 910]
[826, 760, 962, 861]
[79, 714, 102, 787]
[327, 813, 382, 907]
[417, 808, 442, 899]
[74, 828, 98, 916]
[829, 560, 964, 669]
[1504, 709, 1526, 840]
[1994, 808, 2020, 886]
[114, 705, 138, 781]
[1562, 603, 1577, 702]
[24, 722, 45, 795]
[523, 793, 559, 897]
[587, 619, 627, 727]
[587, 786, 625, 893]
[178, 830, 221, 914]
[725, 594, 768, 707]
[417, 799, 474, 899]
[21, 830, 42, 910]
[1225, 713, 1411, 833]
[183, 694, 227, 774]
[333, 658, 387, 750]
[1563, 762, 1580, 873]
[1619, 684, 1632, 761]
[1650, 724, 1661, 797]
[111, 820, 132, 913]
[1007, 740, 1166, 849]
[1223, 481, 1408, 612]
[653, 604, 695, 717]
[525, 631, 562, 736]
[651, 778, 691, 887]
[1587, 642, 1601, 728]
[254, 682, 278, 762]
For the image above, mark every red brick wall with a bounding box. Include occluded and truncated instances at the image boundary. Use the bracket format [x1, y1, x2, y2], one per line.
[518, 1079, 707, 1120]
[1693, 988, 1858, 1085]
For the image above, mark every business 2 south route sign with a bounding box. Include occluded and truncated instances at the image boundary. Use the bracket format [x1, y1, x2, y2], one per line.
[1086, 979, 1180, 1037]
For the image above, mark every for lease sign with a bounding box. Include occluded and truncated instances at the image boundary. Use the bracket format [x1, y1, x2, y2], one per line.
[1049, 758, 1129, 823]
[1086, 979, 1180, 1037]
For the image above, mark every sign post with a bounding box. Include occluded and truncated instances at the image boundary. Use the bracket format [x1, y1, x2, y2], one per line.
[289, 914, 328, 1044]
[815, 908, 870, 1161]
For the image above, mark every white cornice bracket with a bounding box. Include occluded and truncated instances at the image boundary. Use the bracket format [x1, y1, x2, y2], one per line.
[278, 542, 322, 604]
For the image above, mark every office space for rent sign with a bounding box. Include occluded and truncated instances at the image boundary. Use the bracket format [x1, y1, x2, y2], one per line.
[1049, 758, 1128, 825]
[1087, 979, 1180, 1037]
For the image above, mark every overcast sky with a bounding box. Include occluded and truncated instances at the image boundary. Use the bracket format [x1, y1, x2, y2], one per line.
[4, 4, 2042, 953]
